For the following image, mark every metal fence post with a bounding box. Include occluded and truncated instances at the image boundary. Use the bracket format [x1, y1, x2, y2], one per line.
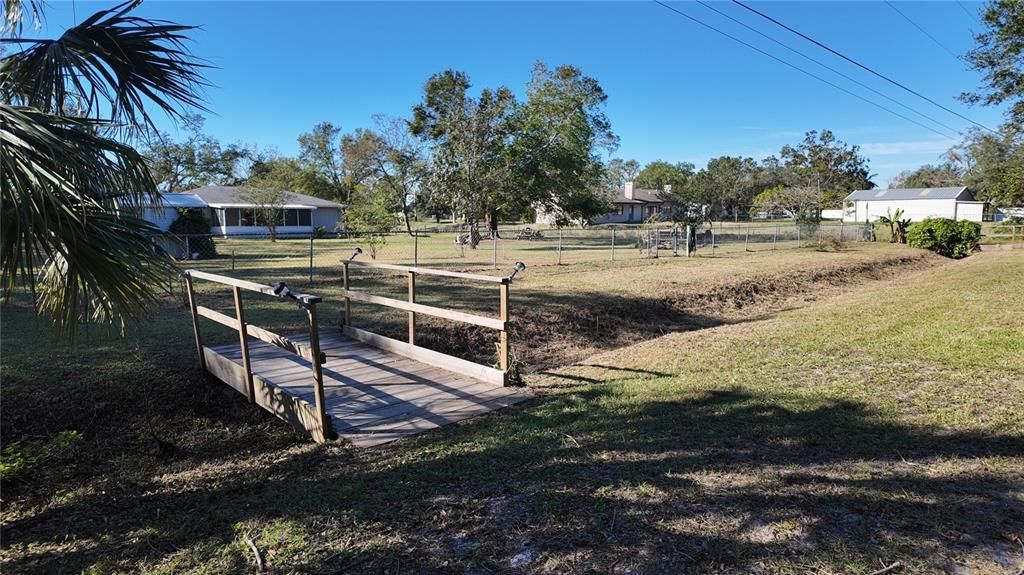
[797, 224, 801, 247]
[839, 221, 845, 243]
[308, 234, 314, 283]
[610, 226, 616, 261]
[413, 232, 419, 265]
[744, 224, 750, 252]
[710, 229, 715, 256]
[773, 224, 778, 250]
[185, 235, 191, 261]
[492, 235, 497, 270]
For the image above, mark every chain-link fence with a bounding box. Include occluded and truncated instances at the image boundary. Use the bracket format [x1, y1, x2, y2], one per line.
[159, 221, 871, 288]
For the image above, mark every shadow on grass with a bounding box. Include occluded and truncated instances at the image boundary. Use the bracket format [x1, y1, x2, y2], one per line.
[3, 367, 1022, 574]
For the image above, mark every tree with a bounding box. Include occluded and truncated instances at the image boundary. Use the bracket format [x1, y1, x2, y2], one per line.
[604, 158, 640, 189]
[297, 121, 347, 202]
[660, 180, 712, 226]
[877, 208, 912, 244]
[514, 62, 618, 226]
[340, 128, 385, 202]
[635, 160, 694, 190]
[753, 185, 823, 223]
[1, 0, 207, 334]
[889, 163, 964, 188]
[950, 127, 1024, 206]
[692, 156, 761, 220]
[780, 130, 874, 208]
[960, 0, 1024, 133]
[233, 186, 287, 241]
[140, 114, 252, 193]
[364, 115, 429, 235]
[247, 155, 332, 198]
[411, 69, 520, 231]
[345, 183, 396, 259]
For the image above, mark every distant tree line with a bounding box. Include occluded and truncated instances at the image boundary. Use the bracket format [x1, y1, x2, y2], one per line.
[607, 129, 875, 224]
[142, 62, 619, 233]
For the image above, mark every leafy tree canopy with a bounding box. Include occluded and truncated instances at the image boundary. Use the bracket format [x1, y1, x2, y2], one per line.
[889, 163, 965, 189]
[780, 130, 874, 208]
[960, 0, 1024, 133]
[635, 160, 694, 190]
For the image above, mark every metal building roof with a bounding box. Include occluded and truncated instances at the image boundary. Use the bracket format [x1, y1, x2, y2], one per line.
[845, 187, 971, 201]
[186, 185, 343, 208]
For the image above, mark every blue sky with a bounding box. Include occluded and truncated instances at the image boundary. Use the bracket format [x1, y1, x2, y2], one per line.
[35, 1, 1004, 186]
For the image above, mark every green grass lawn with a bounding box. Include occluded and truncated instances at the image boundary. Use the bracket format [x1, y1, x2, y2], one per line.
[1, 247, 1021, 574]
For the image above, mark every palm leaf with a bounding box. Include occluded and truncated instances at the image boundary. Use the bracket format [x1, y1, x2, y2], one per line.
[1, 0, 44, 35]
[1, 104, 173, 335]
[0, 1, 208, 336]
[0, 0, 210, 133]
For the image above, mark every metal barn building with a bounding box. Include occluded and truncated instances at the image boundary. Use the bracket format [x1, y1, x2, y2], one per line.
[843, 186, 985, 223]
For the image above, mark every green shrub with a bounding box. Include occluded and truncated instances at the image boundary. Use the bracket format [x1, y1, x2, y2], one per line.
[169, 208, 216, 258]
[313, 225, 327, 239]
[906, 218, 981, 259]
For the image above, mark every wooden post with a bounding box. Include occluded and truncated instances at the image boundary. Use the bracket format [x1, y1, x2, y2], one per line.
[306, 303, 334, 442]
[232, 286, 255, 402]
[407, 270, 416, 345]
[499, 279, 510, 379]
[342, 261, 351, 326]
[184, 272, 206, 370]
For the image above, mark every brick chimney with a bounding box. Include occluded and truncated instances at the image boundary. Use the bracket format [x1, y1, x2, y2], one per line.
[624, 181, 635, 200]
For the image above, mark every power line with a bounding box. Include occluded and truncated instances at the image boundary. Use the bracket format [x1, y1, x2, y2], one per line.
[956, 1, 977, 20]
[650, 0, 958, 140]
[884, 1, 963, 63]
[693, 0, 962, 137]
[731, 0, 996, 134]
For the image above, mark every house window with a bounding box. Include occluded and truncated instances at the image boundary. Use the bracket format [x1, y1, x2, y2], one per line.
[617, 205, 625, 216]
[220, 208, 240, 226]
[280, 209, 312, 227]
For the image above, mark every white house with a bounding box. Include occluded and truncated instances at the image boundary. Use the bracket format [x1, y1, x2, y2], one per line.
[843, 186, 985, 223]
[187, 186, 343, 237]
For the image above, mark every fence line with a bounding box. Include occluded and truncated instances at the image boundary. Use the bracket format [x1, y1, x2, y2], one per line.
[158, 221, 872, 291]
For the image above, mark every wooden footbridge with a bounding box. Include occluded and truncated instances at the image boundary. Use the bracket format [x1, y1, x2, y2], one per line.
[184, 261, 530, 447]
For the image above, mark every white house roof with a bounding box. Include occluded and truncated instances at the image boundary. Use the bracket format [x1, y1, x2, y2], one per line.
[845, 186, 972, 201]
[186, 185, 343, 209]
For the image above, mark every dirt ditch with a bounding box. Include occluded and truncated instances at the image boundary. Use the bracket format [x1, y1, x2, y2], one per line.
[403, 251, 945, 375]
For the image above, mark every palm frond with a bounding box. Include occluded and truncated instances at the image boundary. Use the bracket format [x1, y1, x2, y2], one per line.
[1, 103, 174, 337]
[0, 0, 210, 132]
[1, 0, 44, 35]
